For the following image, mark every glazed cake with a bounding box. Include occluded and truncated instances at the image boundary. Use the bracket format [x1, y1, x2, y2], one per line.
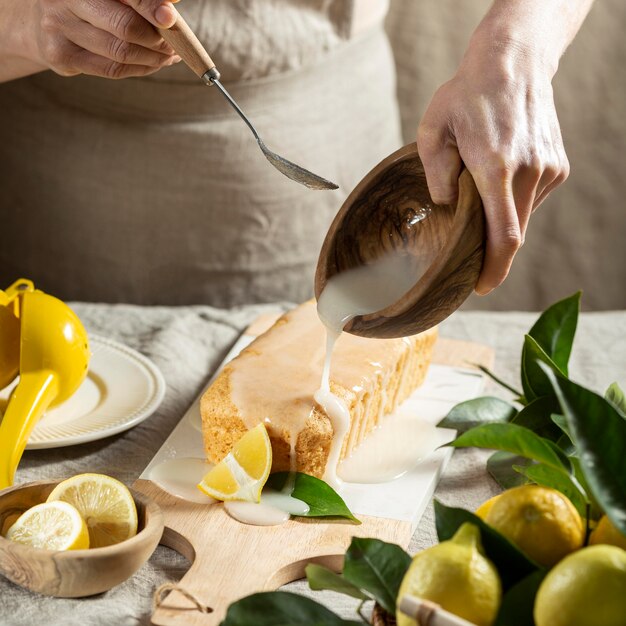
[200, 300, 437, 479]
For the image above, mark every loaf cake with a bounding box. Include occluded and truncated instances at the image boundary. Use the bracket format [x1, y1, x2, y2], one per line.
[200, 300, 437, 479]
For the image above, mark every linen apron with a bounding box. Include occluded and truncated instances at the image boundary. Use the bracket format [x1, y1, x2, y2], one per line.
[0, 0, 401, 306]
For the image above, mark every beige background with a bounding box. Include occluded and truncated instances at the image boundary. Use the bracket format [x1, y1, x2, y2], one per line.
[386, 0, 626, 311]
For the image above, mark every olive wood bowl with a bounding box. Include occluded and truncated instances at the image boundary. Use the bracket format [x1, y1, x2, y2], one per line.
[315, 143, 485, 338]
[0, 480, 164, 597]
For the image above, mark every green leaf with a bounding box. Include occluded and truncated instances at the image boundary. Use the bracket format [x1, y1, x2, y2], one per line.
[305, 564, 369, 601]
[474, 364, 523, 398]
[605, 382, 626, 416]
[342, 537, 411, 615]
[448, 423, 571, 474]
[438, 397, 518, 433]
[550, 413, 572, 440]
[267, 472, 360, 523]
[487, 451, 531, 489]
[513, 463, 588, 516]
[494, 570, 547, 626]
[527, 291, 580, 375]
[434, 500, 540, 589]
[571, 456, 603, 521]
[221, 591, 362, 626]
[541, 365, 626, 536]
[511, 396, 562, 441]
[521, 335, 564, 402]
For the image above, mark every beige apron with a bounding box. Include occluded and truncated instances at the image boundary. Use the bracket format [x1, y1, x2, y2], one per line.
[0, 0, 400, 306]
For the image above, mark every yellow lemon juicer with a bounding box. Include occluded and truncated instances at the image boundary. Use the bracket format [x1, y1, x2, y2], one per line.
[0, 279, 90, 489]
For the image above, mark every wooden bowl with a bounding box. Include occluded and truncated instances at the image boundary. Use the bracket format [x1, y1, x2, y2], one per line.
[0, 480, 164, 597]
[315, 143, 485, 338]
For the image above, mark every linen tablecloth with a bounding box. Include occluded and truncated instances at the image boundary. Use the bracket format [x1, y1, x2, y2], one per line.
[2, 305, 624, 625]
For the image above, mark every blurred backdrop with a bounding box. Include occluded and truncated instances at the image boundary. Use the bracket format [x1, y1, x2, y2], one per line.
[386, 0, 626, 311]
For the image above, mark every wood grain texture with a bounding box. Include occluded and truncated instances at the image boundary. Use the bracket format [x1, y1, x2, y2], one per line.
[315, 143, 485, 339]
[135, 337, 494, 626]
[157, 10, 216, 79]
[0, 481, 163, 597]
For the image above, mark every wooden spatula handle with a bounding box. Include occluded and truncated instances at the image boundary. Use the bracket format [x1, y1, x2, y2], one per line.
[157, 10, 218, 80]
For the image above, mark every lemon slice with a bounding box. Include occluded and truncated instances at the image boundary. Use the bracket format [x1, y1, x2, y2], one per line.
[6, 501, 89, 551]
[47, 473, 138, 548]
[197, 423, 272, 502]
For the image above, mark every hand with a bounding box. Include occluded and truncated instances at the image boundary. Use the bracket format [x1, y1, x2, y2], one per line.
[27, 0, 181, 79]
[417, 40, 569, 295]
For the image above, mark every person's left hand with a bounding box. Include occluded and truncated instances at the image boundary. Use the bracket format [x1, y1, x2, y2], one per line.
[417, 40, 570, 295]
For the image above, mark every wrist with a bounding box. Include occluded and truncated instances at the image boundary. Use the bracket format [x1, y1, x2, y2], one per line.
[464, 11, 562, 80]
[1, 0, 43, 65]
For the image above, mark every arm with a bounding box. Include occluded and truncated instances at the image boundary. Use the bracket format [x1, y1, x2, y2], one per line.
[417, 0, 594, 295]
[0, 0, 181, 83]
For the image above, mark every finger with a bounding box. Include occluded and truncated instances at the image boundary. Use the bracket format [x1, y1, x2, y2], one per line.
[122, 0, 178, 29]
[472, 172, 522, 295]
[63, 18, 175, 67]
[67, 43, 177, 79]
[511, 164, 542, 238]
[71, 0, 172, 52]
[533, 158, 569, 211]
[417, 123, 463, 205]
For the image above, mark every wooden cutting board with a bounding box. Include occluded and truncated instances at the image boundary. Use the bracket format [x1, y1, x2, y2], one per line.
[134, 318, 494, 626]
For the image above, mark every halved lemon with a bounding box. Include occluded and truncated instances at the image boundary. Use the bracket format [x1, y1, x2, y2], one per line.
[197, 423, 272, 502]
[47, 473, 138, 548]
[6, 501, 89, 551]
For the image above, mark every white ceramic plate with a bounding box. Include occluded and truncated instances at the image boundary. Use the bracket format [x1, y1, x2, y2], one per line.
[0, 335, 166, 449]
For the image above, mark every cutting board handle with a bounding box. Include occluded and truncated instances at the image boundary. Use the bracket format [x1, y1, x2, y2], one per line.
[135, 479, 411, 626]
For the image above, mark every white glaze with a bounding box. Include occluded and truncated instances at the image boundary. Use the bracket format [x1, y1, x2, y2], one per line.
[224, 490, 310, 526]
[337, 408, 441, 483]
[315, 251, 430, 484]
[148, 457, 217, 504]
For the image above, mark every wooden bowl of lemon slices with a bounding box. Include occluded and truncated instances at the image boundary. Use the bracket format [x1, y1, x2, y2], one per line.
[0, 474, 164, 597]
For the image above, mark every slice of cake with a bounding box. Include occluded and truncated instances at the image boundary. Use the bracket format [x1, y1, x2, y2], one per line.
[200, 300, 437, 479]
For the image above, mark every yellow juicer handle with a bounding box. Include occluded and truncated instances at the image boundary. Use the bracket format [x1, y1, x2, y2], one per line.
[0, 371, 59, 489]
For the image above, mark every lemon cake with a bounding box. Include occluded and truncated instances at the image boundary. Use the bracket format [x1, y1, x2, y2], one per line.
[200, 300, 437, 479]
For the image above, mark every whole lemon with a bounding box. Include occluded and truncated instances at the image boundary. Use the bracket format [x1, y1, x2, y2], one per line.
[534, 545, 626, 626]
[482, 485, 583, 566]
[396, 522, 501, 626]
[589, 515, 626, 550]
[475, 494, 500, 520]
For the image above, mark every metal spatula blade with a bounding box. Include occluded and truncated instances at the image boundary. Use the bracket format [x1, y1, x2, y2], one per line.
[209, 78, 338, 190]
[157, 13, 339, 191]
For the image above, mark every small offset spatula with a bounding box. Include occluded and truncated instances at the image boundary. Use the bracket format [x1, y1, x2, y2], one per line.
[157, 11, 338, 191]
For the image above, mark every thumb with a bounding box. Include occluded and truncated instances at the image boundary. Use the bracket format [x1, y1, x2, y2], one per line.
[417, 125, 462, 205]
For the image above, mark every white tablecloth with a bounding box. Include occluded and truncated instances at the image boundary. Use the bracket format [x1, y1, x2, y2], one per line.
[2, 304, 624, 625]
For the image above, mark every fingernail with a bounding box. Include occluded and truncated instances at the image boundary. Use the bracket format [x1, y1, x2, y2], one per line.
[155, 4, 176, 28]
[166, 55, 182, 65]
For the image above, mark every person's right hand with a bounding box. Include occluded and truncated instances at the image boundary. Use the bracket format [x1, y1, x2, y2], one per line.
[28, 0, 181, 79]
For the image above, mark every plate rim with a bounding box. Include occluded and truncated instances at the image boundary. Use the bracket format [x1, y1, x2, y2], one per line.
[25, 334, 166, 450]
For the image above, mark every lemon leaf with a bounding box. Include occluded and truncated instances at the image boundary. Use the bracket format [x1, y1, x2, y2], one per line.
[541, 365, 626, 536]
[487, 451, 532, 489]
[512, 463, 588, 516]
[510, 396, 562, 441]
[605, 382, 626, 416]
[434, 500, 541, 590]
[447, 422, 572, 474]
[438, 397, 518, 433]
[266, 472, 359, 522]
[343, 537, 411, 615]
[305, 564, 369, 601]
[494, 570, 547, 626]
[521, 335, 565, 402]
[221, 591, 362, 626]
[527, 291, 580, 375]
